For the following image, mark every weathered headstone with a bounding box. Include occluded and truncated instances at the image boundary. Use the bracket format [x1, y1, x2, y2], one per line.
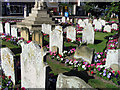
[80, 21, 85, 28]
[105, 49, 120, 71]
[5, 22, 10, 34]
[103, 25, 112, 32]
[82, 24, 94, 44]
[66, 26, 76, 42]
[100, 20, 106, 26]
[50, 26, 63, 54]
[21, 27, 29, 41]
[1, 48, 15, 85]
[21, 41, 48, 88]
[93, 19, 97, 25]
[0, 21, 3, 33]
[112, 23, 118, 30]
[74, 46, 94, 64]
[42, 24, 51, 34]
[95, 21, 102, 30]
[78, 19, 82, 25]
[11, 25, 18, 37]
[84, 19, 89, 25]
[56, 73, 92, 88]
[62, 17, 65, 23]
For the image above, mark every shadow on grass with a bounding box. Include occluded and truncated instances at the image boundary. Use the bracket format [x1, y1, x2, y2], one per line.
[94, 40, 103, 44]
[63, 70, 94, 83]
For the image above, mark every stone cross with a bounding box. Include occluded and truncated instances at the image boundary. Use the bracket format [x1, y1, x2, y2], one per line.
[34, 0, 44, 10]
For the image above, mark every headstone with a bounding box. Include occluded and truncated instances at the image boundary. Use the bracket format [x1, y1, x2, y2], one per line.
[80, 21, 85, 28]
[56, 73, 92, 88]
[24, 5, 27, 18]
[95, 21, 102, 30]
[42, 24, 51, 34]
[78, 19, 82, 25]
[66, 26, 76, 42]
[84, 19, 89, 25]
[70, 19, 72, 22]
[5, 22, 10, 34]
[21, 41, 48, 88]
[105, 49, 120, 71]
[1, 48, 15, 85]
[100, 20, 106, 26]
[103, 25, 112, 32]
[11, 25, 18, 37]
[112, 23, 118, 30]
[32, 30, 43, 46]
[93, 19, 97, 25]
[62, 17, 65, 23]
[50, 26, 63, 54]
[21, 27, 29, 41]
[74, 46, 94, 64]
[82, 24, 94, 44]
[0, 21, 3, 33]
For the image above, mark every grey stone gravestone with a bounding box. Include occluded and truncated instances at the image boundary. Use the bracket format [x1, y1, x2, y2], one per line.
[74, 46, 94, 64]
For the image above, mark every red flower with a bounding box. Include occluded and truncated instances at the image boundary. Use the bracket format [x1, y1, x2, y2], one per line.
[91, 71, 94, 74]
[27, 40, 31, 43]
[112, 71, 115, 74]
[2, 76, 5, 79]
[2, 33, 4, 35]
[21, 87, 25, 90]
[7, 38, 10, 40]
[58, 54, 62, 58]
[9, 76, 11, 79]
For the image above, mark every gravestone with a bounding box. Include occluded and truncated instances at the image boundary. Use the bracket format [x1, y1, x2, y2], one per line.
[82, 24, 94, 44]
[83, 19, 89, 25]
[20, 41, 48, 88]
[105, 49, 120, 71]
[56, 73, 92, 88]
[74, 46, 94, 64]
[66, 26, 76, 42]
[78, 19, 82, 25]
[50, 26, 63, 54]
[112, 23, 118, 30]
[1, 48, 15, 85]
[42, 24, 51, 34]
[100, 20, 106, 26]
[95, 21, 102, 30]
[70, 19, 73, 22]
[5, 22, 10, 34]
[11, 25, 18, 37]
[0, 21, 3, 33]
[21, 27, 29, 41]
[103, 25, 112, 32]
[32, 30, 43, 46]
[93, 19, 97, 25]
[62, 17, 65, 23]
[80, 21, 85, 28]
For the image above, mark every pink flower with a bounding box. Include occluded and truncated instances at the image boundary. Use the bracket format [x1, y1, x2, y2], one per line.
[112, 70, 115, 74]
[91, 64, 95, 66]
[100, 52, 103, 55]
[88, 65, 90, 67]
[97, 63, 102, 66]
[83, 62, 85, 64]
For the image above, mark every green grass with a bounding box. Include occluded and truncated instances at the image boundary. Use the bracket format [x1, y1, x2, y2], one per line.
[64, 41, 77, 47]
[88, 79, 118, 88]
[87, 32, 117, 52]
[46, 59, 71, 75]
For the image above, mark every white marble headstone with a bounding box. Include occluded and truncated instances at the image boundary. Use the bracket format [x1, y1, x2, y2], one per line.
[42, 24, 51, 34]
[95, 21, 102, 30]
[56, 73, 92, 88]
[100, 20, 106, 26]
[21, 41, 48, 88]
[103, 25, 112, 32]
[78, 19, 82, 25]
[50, 26, 63, 54]
[62, 17, 65, 23]
[0, 21, 3, 33]
[82, 24, 94, 44]
[80, 21, 85, 28]
[105, 49, 120, 70]
[1, 48, 15, 85]
[66, 26, 76, 42]
[93, 19, 97, 25]
[83, 19, 89, 25]
[5, 22, 10, 34]
[11, 25, 18, 37]
[112, 23, 118, 30]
